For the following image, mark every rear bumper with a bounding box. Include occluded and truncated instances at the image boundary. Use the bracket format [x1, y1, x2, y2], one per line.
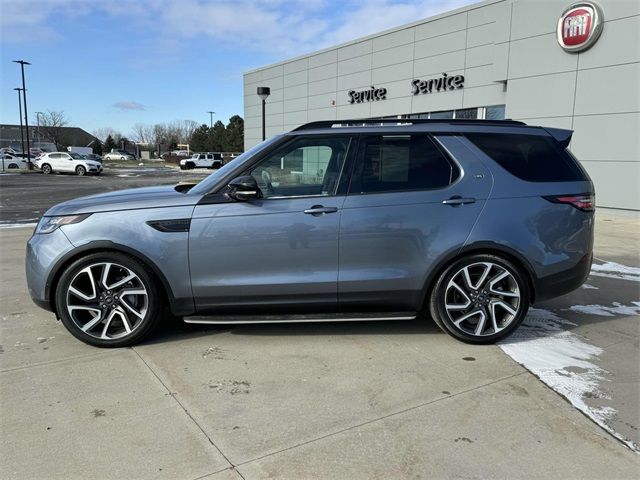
[534, 252, 592, 303]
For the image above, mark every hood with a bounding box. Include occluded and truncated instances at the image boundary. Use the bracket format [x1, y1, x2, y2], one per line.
[44, 185, 203, 216]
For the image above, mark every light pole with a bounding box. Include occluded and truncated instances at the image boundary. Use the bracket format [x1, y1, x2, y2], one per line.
[14, 88, 25, 157]
[207, 111, 215, 128]
[35, 111, 43, 147]
[13, 60, 32, 169]
[257, 87, 270, 141]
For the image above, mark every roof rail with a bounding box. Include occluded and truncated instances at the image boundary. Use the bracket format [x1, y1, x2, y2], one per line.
[292, 118, 527, 131]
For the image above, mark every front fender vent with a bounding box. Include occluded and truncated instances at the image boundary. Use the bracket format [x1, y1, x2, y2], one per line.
[146, 219, 191, 233]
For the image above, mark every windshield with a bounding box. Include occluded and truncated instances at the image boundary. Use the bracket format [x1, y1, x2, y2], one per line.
[69, 152, 83, 159]
[189, 135, 283, 195]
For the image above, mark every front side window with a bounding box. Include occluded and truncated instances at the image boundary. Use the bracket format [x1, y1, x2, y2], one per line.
[249, 136, 350, 198]
[349, 135, 459, 194]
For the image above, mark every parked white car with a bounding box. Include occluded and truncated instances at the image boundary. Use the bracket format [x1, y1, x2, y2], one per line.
[179, 152, 223, 170]
[0, 153, 28, 170]
[36, 152, 103, 176]
[103, 149, 135, 161]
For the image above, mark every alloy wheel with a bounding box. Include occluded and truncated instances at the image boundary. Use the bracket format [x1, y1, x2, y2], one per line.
[65, 262, 149, 340]
[443, 261, 521, 337]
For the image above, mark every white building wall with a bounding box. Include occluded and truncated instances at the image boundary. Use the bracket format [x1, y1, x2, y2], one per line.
[244, 0, 640, 210]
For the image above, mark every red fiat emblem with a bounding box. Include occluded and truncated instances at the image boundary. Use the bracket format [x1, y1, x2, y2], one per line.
[557, 2, 604, 52]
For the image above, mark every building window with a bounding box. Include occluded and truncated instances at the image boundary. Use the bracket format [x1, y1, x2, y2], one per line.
[485, 105, 506, 120]
[430, 110, 454, 119]
[454, 108, 478, 119]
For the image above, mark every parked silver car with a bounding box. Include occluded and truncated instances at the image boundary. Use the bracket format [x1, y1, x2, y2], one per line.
[26, 119, 594, 347]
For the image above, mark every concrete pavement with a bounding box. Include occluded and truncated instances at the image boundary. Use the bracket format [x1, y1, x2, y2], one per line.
[0, 213, 638, 479]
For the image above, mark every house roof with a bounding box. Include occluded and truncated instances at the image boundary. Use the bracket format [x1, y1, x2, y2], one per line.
[0, 124, 101, 147]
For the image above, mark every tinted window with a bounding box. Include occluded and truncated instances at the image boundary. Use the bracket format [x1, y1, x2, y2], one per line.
[465, 133, 586, 182]
[250, 136, 350, 198]
[349, 135, 459, 194]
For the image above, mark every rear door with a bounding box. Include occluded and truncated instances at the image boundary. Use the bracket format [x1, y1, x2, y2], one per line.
[338, 134, 492, 312]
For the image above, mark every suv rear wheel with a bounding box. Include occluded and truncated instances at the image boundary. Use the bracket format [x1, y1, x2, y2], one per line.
[41, 163, 52, 174]
[55, 253, 162, 347]
[429, 254, 530, 343]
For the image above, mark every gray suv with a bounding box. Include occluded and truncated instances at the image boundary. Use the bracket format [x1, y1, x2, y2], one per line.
[26, 119, 594, 347]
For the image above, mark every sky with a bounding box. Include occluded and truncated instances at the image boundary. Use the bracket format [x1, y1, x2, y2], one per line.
[1, 0, 475, 139]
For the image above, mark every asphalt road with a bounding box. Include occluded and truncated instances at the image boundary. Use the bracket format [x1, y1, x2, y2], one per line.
[0, 166, 209, 224]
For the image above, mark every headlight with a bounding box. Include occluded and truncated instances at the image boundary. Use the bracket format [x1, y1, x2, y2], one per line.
[35, 214, 91, 234]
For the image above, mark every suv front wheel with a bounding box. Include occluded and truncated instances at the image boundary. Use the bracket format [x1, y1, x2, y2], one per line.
[55, 253, 162, 347]
[429, 254, 530, 344]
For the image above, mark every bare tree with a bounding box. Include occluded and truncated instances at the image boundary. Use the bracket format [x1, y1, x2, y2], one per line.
[92, 127, 124, 144]
[39, 110, 70, 151]
[130, 123, 154, 145]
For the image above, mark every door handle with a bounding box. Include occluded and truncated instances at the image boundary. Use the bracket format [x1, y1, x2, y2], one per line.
[304, 205, 338, 216]
[442, 196, 476, 207]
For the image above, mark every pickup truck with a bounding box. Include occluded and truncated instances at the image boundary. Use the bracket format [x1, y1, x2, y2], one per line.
[179, 152, 223, 170]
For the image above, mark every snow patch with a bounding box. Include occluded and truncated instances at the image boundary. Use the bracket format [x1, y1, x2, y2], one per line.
[499, 308, 639, 453]
[590, 261, 640, 282]
[581, 283, 599, 290]
[569, 301, 640, 317]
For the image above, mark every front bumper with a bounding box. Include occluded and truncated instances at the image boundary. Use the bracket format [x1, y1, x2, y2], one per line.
[26, 228, 76, 312]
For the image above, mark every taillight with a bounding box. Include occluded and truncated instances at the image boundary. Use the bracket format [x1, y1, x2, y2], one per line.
[544, 193, 595, 212]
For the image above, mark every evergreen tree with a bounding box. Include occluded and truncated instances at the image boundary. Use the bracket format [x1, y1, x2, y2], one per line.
[225, 115, 244, 151]
[210, 120, 226, 151]
[190, 124, 210, 152]
[104, 134, 116, 152]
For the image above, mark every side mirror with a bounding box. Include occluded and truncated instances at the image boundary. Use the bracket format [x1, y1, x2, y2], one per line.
[228, 175, 262, 201]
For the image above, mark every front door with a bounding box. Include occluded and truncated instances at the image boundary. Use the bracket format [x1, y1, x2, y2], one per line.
[338, 134, 492, 312]
[189, 135, 353, 313]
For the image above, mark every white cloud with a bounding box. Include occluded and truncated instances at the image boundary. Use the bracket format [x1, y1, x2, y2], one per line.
[114, 101, 146, 111]
[0, 0, 477, 56]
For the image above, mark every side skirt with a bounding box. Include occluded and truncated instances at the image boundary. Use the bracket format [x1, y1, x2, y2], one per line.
[183, 312, 417, 324]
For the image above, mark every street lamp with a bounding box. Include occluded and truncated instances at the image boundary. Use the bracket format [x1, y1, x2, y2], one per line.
[13, 60, 32, 169]
[257, 87, 270, 141]
[13, 88, 25, 157]
[207, 111, 215, 128]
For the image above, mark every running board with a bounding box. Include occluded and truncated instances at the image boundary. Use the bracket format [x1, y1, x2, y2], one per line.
[183, 312, 417, 324]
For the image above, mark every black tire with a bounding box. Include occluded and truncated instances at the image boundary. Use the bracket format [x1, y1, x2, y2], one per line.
[55, 252, 163, 347]
[428, 253, 530, 344]
[76, 165, 86, 176]
[120, 156, 126, 160]
[186, 162, 195, 170]
[8, 163, 19, 169]
[41, 163, 52, 174]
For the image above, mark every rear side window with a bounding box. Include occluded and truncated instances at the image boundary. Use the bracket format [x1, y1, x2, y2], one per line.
[465, 133, 586, 182]
[349, 135, 459, 194]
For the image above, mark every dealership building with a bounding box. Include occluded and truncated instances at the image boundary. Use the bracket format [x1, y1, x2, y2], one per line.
[243, 0, 639, 210]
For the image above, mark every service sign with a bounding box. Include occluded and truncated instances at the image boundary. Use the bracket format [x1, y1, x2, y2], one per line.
[557, 2, 604, 52]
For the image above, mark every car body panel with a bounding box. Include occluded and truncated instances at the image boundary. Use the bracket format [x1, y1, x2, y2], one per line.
[189, 195, 344, 312]
[338, 135, 493, 311]
[45, 186, 201, 216]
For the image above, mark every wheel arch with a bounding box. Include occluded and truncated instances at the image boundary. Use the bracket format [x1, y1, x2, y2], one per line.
[420, 242, 538, 311]
[47, 241, 176, 314]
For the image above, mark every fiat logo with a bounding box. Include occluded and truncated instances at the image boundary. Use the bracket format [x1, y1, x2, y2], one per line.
[557, 2, 604, 52]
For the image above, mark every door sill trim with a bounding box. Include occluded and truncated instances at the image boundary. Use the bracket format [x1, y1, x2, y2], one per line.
[183, 313, 417, 324]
